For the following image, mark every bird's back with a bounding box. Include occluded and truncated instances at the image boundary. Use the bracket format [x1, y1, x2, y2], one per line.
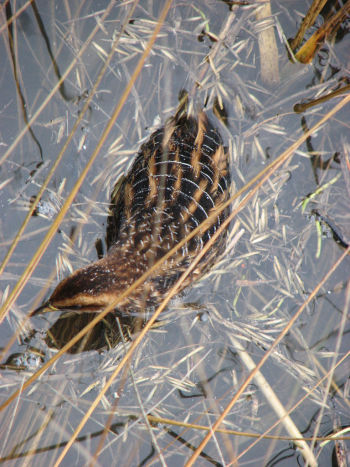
[47, 111, 230, 314]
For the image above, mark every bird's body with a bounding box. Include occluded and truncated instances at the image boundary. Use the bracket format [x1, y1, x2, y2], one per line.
[47, 111, 230, 315]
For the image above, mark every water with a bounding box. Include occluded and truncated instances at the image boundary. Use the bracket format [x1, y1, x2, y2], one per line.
[0, 1, 349, 465]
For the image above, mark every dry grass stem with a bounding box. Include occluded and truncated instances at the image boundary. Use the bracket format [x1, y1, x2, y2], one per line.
[1, 2, 349, 465]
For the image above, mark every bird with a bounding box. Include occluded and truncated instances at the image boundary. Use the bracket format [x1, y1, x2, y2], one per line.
[38, 108, 231, 317]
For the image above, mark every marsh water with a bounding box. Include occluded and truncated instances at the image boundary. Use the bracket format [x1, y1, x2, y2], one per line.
[0, 1, 349, 466]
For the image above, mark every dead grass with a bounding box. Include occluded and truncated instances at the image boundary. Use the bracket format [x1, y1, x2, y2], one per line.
[0, 1, 349, 466]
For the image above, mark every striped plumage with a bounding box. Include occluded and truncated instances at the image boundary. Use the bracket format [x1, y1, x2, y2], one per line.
[46, 111, 230, 315]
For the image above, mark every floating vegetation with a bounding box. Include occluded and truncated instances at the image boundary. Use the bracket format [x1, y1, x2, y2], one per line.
[0, 1, 349, 466]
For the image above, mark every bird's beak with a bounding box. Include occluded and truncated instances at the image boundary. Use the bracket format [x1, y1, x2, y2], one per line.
[31, 302, 59, 316]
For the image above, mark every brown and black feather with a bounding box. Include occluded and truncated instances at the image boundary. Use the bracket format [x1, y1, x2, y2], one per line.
[46, 111, 230, 315]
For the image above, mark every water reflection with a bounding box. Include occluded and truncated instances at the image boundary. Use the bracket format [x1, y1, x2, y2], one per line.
[0, 310, 146, 370]
[45, 311, 145, 353]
